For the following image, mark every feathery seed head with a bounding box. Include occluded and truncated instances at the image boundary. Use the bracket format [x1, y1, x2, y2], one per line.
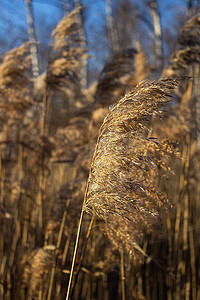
[83, 77, 179, 257]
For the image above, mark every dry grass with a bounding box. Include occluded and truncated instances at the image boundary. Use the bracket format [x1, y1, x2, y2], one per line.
[46, 6, 87, 98]
[84, 77, 179, 257]
[21, 247, 54, 298]
[94, 48, 138, 107]
[0, 9, 200, 300]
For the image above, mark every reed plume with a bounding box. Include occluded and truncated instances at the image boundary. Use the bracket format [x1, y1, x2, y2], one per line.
[178, 14, 200, 46]
[158, 14, 200, 141]
[95, 48, 137, 107]
[83, 77, 179, 257]
[163, 14, 200, 77]
[0, 42, 33, 119]
[51, 6, 82, 51]
[0, 42, 31, 89]
[163, 46, 200, 77]
[46, 6, 87, 96]
[22, 247, 53, 297]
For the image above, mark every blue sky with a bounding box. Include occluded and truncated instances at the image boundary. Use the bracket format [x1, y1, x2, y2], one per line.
[0, 0, 195, 78]
[0, 0, 189, 48]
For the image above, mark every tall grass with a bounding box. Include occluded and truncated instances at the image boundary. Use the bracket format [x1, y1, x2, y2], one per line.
[0, 9, 199, 300]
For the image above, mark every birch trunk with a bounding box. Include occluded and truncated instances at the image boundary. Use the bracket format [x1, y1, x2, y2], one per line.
[149, 0, 163, 75]
[25, 0, 40, 80]
[105, 0, 120, 53]
[74, 0, 88, 90]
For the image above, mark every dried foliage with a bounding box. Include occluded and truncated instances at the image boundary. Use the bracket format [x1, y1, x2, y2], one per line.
[163, 14, 200, 77]
[51, 6, 82, 51]
[0, 43, 34, 124]
[178, 14, 200, 46]
[22, 248, 53, 296]
[84, 77, 179, 257]
[135, 42, 149, 82]
[160, 14, 200, 142]
[163, 46, 200, 76]
[95, 48, 137, 106]
[1, 7, 200, 300]
[50, 112, 90, 163]
[46, 6, 87, 96]
[0, 42, 31, 90]
[154, 101, 195, 141]
[46, 180, 86, 235]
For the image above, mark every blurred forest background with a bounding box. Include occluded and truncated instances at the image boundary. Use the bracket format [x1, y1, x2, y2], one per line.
[0, 0, 200, 299]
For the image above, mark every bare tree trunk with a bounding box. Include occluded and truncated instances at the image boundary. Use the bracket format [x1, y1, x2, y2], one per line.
[73, 0, 88, 90]
[187, 0, 195, 16]
[105, 0, 120, 53]
[25, 0, 40, 80]
[148, 0, 163, 75]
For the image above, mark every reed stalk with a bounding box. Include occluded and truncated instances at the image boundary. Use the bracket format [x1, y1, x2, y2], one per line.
[120, 251, 126, 300]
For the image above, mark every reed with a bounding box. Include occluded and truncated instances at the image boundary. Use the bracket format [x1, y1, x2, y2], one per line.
[95, 48, 137, 107]
[1, 8, 200, 300]
[84, 77, 179, 257]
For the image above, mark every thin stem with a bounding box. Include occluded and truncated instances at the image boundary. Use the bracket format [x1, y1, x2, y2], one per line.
[70, 215, 94, 298]
[65, 208, 85, 300]
[47, 199, 71, 300]
[65, 125, 102, 300]
[121, 251, 126, 300]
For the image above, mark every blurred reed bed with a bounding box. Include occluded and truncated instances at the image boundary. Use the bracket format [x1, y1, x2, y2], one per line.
[0, 8, 199, 300]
